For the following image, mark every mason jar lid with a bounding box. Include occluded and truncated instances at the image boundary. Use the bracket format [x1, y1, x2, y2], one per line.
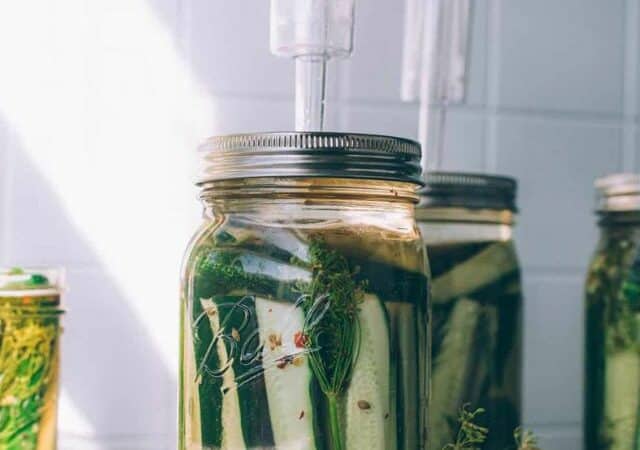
[197, 132, 423, 186]
[595, 173, 640, 212]
[418, 172, 518, 212]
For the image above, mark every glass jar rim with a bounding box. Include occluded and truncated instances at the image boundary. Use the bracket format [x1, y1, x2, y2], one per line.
[0, 267, 64, 300]
[595, 173, 640, 212]
[0, 309, 65, 317]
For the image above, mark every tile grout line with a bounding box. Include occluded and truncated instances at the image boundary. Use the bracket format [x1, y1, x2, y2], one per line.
[623, 0, 639, 171]
[484, 0, 501, 172]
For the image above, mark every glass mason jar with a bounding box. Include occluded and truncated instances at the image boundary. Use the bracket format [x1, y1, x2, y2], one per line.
[585, 174, 640, 450]
[0, 268, 64, 450]
[179, 133, 430, 450]
[416, 173, 522, 450]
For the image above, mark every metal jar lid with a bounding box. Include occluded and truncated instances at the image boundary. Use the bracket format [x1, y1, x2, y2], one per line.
[418, 172, 518, 212]
[595, 173, 640, 212]
[197, 132, 423, 186]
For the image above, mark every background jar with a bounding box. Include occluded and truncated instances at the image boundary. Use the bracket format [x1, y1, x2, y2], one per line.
[0, 268, 64, 450]
[416, 172, 522, 450]
[179, 133, 430, 450]
[585, 174, 640, 450]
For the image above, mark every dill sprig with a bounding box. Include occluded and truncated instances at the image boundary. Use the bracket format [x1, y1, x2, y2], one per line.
[442, 405, 488, 450]
[302, 239, 364, 395]
[298, 239, 365, 450]
[514, 427, 542, 450]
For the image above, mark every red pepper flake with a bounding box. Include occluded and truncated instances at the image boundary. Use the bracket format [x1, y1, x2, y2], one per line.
[294, 331, 308, 348]
[299, 410, 305, 419]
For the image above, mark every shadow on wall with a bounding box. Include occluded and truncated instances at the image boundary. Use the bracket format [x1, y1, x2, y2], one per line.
[0, 119, 176, 444]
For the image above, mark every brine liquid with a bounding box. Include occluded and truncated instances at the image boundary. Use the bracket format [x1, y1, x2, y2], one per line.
[0, 297, 61, 450]
[180, 222, 429, 450]
[585, 225, 640, 450]
[427, 240, 522, 450]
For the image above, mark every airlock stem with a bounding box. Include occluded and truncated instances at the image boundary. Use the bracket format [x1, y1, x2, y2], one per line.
[270, 0, 355, 131]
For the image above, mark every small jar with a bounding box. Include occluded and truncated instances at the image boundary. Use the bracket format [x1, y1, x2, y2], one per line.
[180, 133, 430, 450]
[416, 172, 522, 450]
[0, 268, 64, 450]
[585, 174, 640, 450]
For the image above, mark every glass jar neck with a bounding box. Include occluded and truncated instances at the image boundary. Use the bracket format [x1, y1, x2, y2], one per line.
[416, 206, 514, 225]
[417, 206, 514, 244]
[598, 210, 640, 227]
[199, 177, 419, 218]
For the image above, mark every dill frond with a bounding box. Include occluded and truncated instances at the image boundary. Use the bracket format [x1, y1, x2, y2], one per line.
[514, 427, 542, 450]
[300, 239, 365, 396]
[442, 405, 488, 450]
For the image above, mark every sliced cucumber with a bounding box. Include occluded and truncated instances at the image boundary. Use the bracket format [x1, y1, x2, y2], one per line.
[182, 305, 202, 447]
[387, 302, 419, 450]
[431, 243, 518, 304]
[429, 298, 483, 450]
[345, 293, 393, 450]
[255, 297, 318, 450]
[190, 295, 223, 448]
[199, 298, 246, 450]
[216, 296, 275, 448]
[603, 348, 640, 449]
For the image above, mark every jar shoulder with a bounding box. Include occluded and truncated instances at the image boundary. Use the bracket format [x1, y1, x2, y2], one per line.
[185, 213, 427, 272]
[180, 215, 429, 313]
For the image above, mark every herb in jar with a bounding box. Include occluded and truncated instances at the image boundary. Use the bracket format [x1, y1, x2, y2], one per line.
[0, 271, 61, 450]
[441, 408, 543, 450]
[297, 239, 365, 450]
[513, 428, 542, 450]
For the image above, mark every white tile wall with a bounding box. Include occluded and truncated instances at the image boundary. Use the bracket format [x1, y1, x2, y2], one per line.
[498, 0, 626, 115]
[495, 118, 623, 270]
[438, 109, 487, 171]
[184, 0, 292, 97]
[0, 0, 635, 448]
[522, 274, 584, 426]
[465, 1, 489, 107]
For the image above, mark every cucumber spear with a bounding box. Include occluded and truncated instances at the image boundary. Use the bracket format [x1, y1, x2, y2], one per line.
[431, 243, 518, 305]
